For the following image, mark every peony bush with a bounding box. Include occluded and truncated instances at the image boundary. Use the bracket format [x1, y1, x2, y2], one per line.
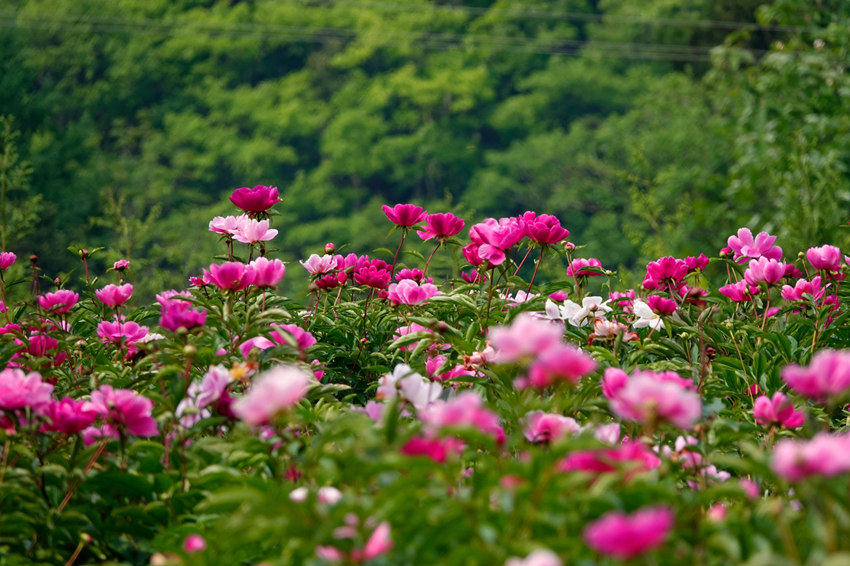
[2, 185, 850, 565]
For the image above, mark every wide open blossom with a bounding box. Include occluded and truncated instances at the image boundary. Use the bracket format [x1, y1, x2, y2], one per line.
[753, 392, 805, 428]
[567, 257, 603, 277]
[42, 397, 98, 434]
[229, 185, 281, 213]
[781, 276, 825, 302]
[232, 217, 278, 244]
[97, 318, 149, 351]
[807, 244, 842, 273]
[524, 343, 597, 389]
[609, 373, 701, 429]
[417, 212, 465, 240]
[38, 290, 79, 314]
[85, 385, 158, 437]
[248, 257, 286, 288]
[0, 368, 53, 414]
[642, 257, 687, 290]
[418, 390, 505, 445]
[719, 280, 759, 302]
[386, 279, 441, 305]
[488, 313, 563, 363]
[300, 254, 339, 276]
[204, 261, 256, 291]
[375, 364, 442, 412]
[744, 257, 786, 286]
[583, 506, 674, 560]
[468, 217, 525, 266]
[782, 349, 850, 402]
[727, 228, 782, 263]
[232, 365, 313, 426]
[523, 212, 569, 245]
[559, 296, 612, 327]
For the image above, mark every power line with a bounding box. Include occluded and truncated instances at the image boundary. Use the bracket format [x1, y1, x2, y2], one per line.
[1, 11, 766, 63]
[272, 0, 818, 33]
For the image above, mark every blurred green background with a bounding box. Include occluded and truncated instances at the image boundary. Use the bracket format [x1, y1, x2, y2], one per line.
[1, 0, 849, 300]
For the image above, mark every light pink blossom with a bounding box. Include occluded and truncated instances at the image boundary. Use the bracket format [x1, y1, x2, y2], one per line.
[386, 279, 442, 305]
[232, 217, 278, 244]
[0, 368, 53, 414]
[727, 228, 783, 263]
[232, 365, 313, 426]
[782, 349, 850, 401]
[807, 245, 842, 272]
[744, 257, 786, 286]
[772, 432, 850, 481]
[523, 411, 579, 443]
[505, 549, 563, 566]
[38, 290, 79, 314]
[488, 314, 563, 363]
[95, 283, 133, 308]
[610, 374, 701, 429]
[249, 257, 285, 288]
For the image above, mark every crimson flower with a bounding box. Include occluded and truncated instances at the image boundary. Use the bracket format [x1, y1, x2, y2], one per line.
[229, 185, 281, 213]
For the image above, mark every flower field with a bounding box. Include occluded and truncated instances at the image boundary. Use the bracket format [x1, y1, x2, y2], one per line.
[3, 186, 850, 565]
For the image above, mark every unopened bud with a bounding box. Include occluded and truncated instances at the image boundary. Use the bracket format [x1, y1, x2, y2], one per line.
[182, 344, 197, 357]
[324, 242, 335, 254]
[564, 242, 576, 252]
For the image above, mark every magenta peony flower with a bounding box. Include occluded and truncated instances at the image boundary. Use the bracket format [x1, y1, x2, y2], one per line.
[642, 257, 687, 290]
[0, 368, 53, 413]
[523, 212, 570, 245]
[524, 343, 597, 388]
[394, 268, 429, 283]
[86, 385, 158, 437]
[382, 203, 427, 227]
[386, 279, 442, 305]
[558, 441, 661, 476]
[782, 276, 825, 302]
[719, 280, 759, 302]
[727, 228, 783, 263]
[806, 244, 842, 272]
[96, 319, 149, 351]
[352, 259, 392, 289]
[270, 324, 317, 351]
[772, 431, 850, 481]
[782, 349, 850, 402]
[610, 373, 701, 429]
[42, 397, 98, 434]
[249, 257, 286, 288]
[160, 300, 207, 333]
[419, 390, 505, 445]
[601, 367, 629, 399]
[523, 411, 579, 443]
[683, 254, 708, 272]
[567, 257, 603, 277]
[583, 506, 674, 560]
[113, 259, 130, 271]
[0, 251, 15, 270]
[753, 392, 805, 428]
[468, 217, 525, 266]
[204, 261, 256, 291]
[417, 212, 465, 240]
[183, 534, 207, 553]
[401, 436, 464, 463]
[232, 365, 313, 426]
[229, 185, 281, 213]
[232, 217, 278, 244]
[646, 295, 677, 315]
[488, 313, 564, 364]
[95, 283, 134, 308]
[744, 257, 786, 286]
[38, 290, 79, 314]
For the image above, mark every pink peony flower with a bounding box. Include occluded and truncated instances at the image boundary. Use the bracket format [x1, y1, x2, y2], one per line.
[609, 374, 701, 429]
[270, 324, 317, 352]
[417, 212, 465, 240]
[753, 392, 805, 428]
[401, 436, 464, 463]
[229, 185, 281, 213]
[352, 521, 393, 563]
[95, 283, 133, 308]
[232, 217, 278, 244]
[232, 365, 313, 426]
[0, 368, 53, 413]
[209, 215, 243, 235]
[583, 506, 674, 560]
[781, 276, 825, 302]
[86, 385, 158, 437]
[42, 397, 98, 434]
[249, 257, 286, 288]
[782, 349, 850, 402]
[97, 319, 149, 349]
[468, 217, 525, 266]
[558, 441, 661, 476]
[460, 269, 485, 283]
[159, 293, 206, 332]
[727, 228, 783, 263]
[113, 259, 130, 271]
[204, 262, 256, 291]
[488, 313, 564, 364]
[524, 343, 597, 388]
[505, 549, 563, 566]
[684, 254, 709, 272]
[0, 251, 16, 270]
[394, 268, 430, 283]
[719, 280, 758, 302]
[567, 257, 603, 277]
[183, 534, 207, 553]
[352, 259, 392, 289]
[807, 245, 842, 272]
[418, 391, 505, 445]
[772, 432, 850, 481]
[386, 279, 442, 305]
[523, 213, 570, 245]
[523, 411, 580, 443]
[601, 368, 629, 399]
[382, 203, 427, 227]
[744, 257, 786, 286]
[38, 290, 79, 314]
[646, 295, 677, 315]
[642, 257, 687, 290]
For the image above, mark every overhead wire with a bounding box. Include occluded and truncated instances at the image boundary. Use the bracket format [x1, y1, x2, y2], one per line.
[0, 11, 769, 63]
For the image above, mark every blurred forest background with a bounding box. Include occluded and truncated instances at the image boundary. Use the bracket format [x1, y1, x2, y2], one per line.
[1, 0, 849, 300]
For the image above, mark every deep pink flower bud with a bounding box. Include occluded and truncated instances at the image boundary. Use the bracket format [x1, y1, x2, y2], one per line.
[324, 242, 335, 254]
[417, 212, 465, 240]
[183, 534, 207, 553]
[95, 283, 134, 307]
[113, 259, 130, 271]
[0, 252, 16, 270]
[249, 257, 285, 288]
[38, 290, 79, 314]
[204, 262, 256, 291]
[567, 257, 603, 277]
[583, 507, 674, 560]
[381, 203, 427, 227]
[229, 185, 281, 213]
[753, 392, 805, 428]
[807, 245, 842, 272]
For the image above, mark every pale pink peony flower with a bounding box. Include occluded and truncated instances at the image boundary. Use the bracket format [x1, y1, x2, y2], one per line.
[727, 228, 783, 263]
[419, 390, 505, 445]
[505, 549, 563, 566]
[583, 506, 674, 560]
[609, 374, 701, 429]
[807, 245, 842, 272]
[753, 392, 805, 428]
[772, 432, 850, 481]
[300, 254, 339, 276]
[524, 343, 597, 388]
[38, 290, 79, 314]
[376, 364, 442, 411]
[523, 411, 580, 443]
[95, 283, 133, 307]
[209, 215, 243, 235]
[232, 365, 313, 426]
[782, 349, 850, 402]
[386, 279, 441, 305]
[744, 257, 786, 286]
[232, 217, 278, 244]
[230, 185, 281, 213]
[488, 313, 563, 363]
[86, 385, 158, 437]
